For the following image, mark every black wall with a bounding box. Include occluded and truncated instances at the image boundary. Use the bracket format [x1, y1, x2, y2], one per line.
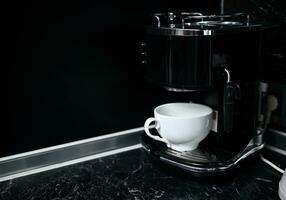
[6, 0, 285, 157]
[5, 1, 220, 156]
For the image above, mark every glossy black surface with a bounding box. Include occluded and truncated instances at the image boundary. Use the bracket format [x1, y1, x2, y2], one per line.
[145, 35, 212, 90]
[223, 0, 286, 167]
[0, 149, 281, 200]
[225, 0, 286, 81]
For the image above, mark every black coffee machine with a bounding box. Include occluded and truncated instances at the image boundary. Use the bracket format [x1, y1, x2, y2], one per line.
[141, 12, 277, 176]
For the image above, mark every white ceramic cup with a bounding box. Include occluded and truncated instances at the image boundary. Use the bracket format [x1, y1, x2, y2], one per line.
[144, 102, 213, 152]
[279, 170, 286, 200]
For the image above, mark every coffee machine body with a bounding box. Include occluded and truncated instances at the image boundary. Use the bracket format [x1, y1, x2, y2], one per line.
[141, 12, 272, 175]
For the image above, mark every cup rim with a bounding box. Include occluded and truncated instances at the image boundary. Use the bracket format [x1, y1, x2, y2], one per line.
[154, 102, 213, 119]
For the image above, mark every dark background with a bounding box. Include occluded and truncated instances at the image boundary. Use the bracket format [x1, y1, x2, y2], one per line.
[4, 0, 220, 156]
[4, 0, 285, 157]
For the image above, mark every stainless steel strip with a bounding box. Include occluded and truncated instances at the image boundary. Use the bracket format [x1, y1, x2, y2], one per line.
[0, 127, 143, 182]
[146, 27, 213, 36]
[145, 24, 261, 36]
[268, 128, 286, 137]
[265, 145, 286, 156]
[267, 128, 286, 151]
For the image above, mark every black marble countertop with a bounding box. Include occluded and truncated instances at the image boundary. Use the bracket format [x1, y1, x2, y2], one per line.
[0, 148, 282, 200]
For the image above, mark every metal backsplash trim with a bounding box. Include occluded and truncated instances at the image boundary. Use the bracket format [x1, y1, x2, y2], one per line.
[265, 128, 286, 161]
[268, 128, 286, 137]
[266, 128, 286, 151]
[265, 145, 286, 156]
[0, 127, 144, 182]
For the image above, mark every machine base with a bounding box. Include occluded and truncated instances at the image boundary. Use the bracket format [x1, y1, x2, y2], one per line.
[141, 133, 264, 177]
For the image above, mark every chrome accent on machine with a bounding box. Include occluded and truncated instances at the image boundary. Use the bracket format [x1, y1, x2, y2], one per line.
[146, 12, 261, 36]
[146, 26, 214, 36]
[164, 87, 196, 92]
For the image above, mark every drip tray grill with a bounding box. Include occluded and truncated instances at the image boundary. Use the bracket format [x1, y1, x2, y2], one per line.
[165, 148, 218, 163]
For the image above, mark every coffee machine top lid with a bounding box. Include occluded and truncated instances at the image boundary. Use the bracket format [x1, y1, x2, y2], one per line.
[146, 12, 262, 36]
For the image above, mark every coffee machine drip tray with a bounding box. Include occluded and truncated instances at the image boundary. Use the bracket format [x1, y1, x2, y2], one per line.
[141, 133, 264, 176]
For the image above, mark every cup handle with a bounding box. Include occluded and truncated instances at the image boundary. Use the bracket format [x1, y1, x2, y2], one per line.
[144, 117, 168, 144]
